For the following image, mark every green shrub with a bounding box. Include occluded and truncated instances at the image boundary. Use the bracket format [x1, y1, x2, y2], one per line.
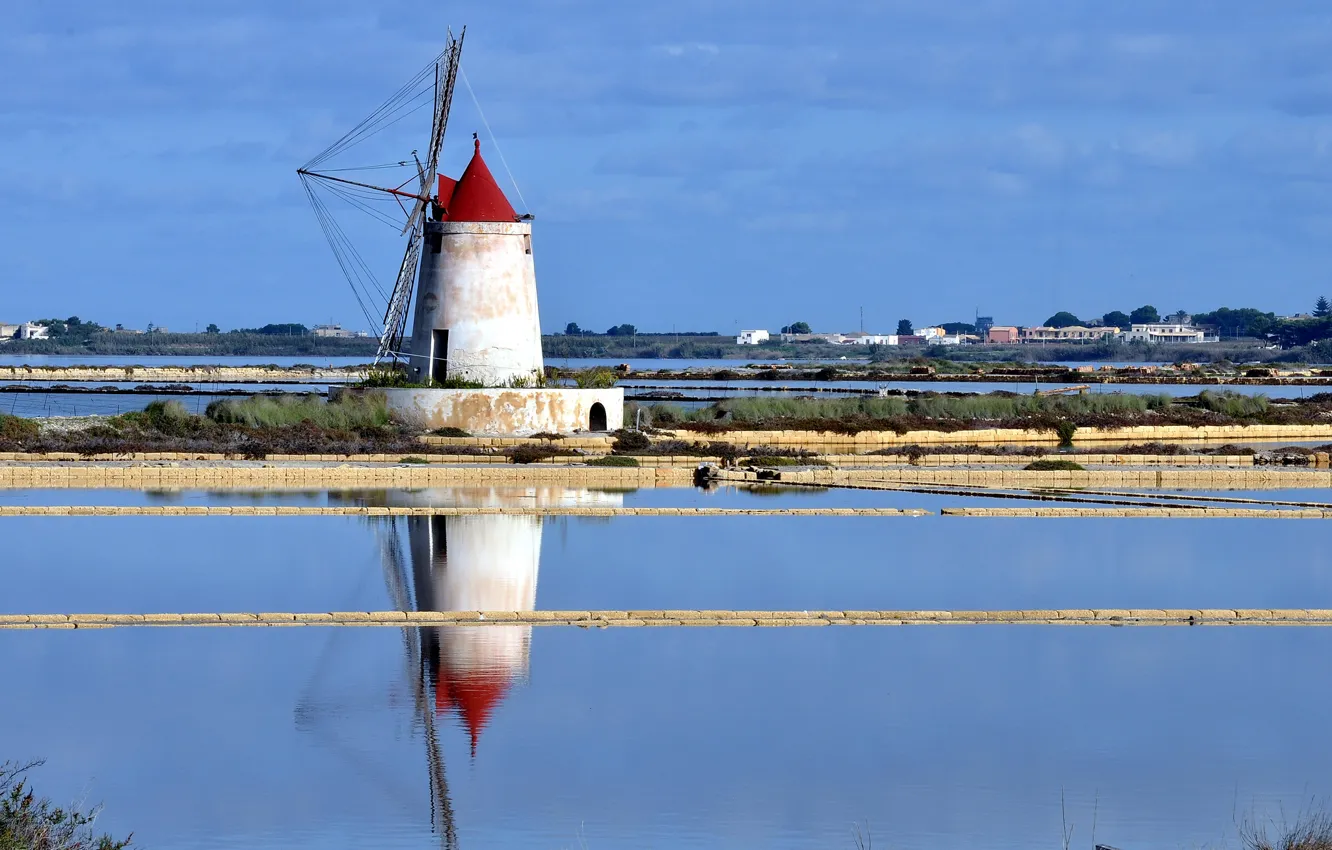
[0, 760, 131, 849]
[611, 429, 651, 452]
[510, 445, 565, 464]
[1055, 420, 1077, 447]
[398, 456, 428, 464]
[1024, 458, 1085, 471]
[430, 426, 469, 437]
[205, 392, 389, 429]
[742, 455, 830, 467]
[0, 414, 39, 443]
[572, 367, 617, 389]
[586, 455, 639, 467]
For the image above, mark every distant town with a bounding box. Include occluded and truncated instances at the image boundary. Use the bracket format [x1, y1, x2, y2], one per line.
[5, 299, 1332, 358]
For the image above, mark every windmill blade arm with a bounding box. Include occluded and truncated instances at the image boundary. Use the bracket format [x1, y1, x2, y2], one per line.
[376, 224, 424, 363]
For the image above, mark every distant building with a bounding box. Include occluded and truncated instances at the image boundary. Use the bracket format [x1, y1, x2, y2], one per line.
[1021, 325, 1120, 343]
[1124, 322, 1215, 344]
[18, 322, 48, 340]
[736, 329, 770, 345]
[0, 323, 18, 341]
[113, 324, 144, 334]
[840, 331, 894, 345]
[918, 327, 946, 340]
[926, 334, 964, 346]
[975, 316, 994, 337]
[313, 323, 362, 339]
[987, 326, 1020, 344]
[147, 325, 169, 334]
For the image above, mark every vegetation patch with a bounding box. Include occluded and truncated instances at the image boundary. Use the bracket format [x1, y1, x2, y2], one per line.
[205, 393, 389, 430]
[430, 426, 470, 437]
[585, 455, 639, 467]
[638, 389, 1332, 436]
[398, 456, 429, 464]
[610, 429, 651, 453]
[1024, 459, 1085, 471]
[508, 445, 577, 464]
[1, 760, 131, 849]
[571, 367, 618, 389]
[0, 413, 40, 444]
[741, 455, 830, 467]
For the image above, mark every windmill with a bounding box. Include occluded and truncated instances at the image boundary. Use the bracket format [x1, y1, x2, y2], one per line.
[297, 29, 465, 364]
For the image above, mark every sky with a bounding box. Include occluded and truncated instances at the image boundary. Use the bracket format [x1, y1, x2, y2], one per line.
[5, 1, 1332, 335]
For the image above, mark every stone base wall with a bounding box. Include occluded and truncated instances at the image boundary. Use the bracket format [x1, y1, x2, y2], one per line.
[336, 387, 623, 436]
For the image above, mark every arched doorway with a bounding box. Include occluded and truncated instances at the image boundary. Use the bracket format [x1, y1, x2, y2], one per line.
[589, 402, 607, 432]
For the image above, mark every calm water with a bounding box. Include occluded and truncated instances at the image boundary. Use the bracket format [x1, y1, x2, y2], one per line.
[3, 486, 1331, 848]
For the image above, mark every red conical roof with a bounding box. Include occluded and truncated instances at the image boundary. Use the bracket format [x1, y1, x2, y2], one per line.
[435, 668, 513, 758]
[443, 138, 517, 223]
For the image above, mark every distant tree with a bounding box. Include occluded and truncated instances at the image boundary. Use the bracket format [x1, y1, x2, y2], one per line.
[1190, 307, 1273, 338]
[896, 319, 913, 336]
[939, 322, 977, 335]
[241, 323, 309, 336]
[1044, 311, 1081, 328]
[1316, 296, 1331, 318]
[605, 323, 637, 336]
[1102, 310, 1132, 330]
[1129, 305, 1160, 324]
[65, 316, 81, 326]
[781, 321, 812, 335]
[205, 323, 220, 334]
[564, 322, 582, 335]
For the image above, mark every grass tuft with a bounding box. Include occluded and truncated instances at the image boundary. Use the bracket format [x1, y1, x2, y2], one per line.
[205, 393, 389, 430]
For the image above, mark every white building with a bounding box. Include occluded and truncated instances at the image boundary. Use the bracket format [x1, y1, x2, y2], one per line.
[0, 323, 18, 341]
[926, 334, 964, 346]
[840, 332, 894, 345]
[18, 323, 48, 340]
[1124, 323, 1215, 344]
[313, 323, 359, 339]
[736, 329, 770, 345]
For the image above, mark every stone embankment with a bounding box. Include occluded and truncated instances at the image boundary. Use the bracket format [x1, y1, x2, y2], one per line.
[0, 365, 364, 384]
[661, 423, 1332, 448]
[0, 463, 693, 489]
[0, 505, 925, 517]
[6, 609, 1332, 628]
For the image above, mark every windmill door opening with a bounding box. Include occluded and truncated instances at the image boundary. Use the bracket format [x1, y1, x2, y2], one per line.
[589, 402, 607, 432]
[430, 330, 449, 383]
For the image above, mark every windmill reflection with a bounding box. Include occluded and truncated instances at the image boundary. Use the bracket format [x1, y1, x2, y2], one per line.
[370, 486, 623, 846]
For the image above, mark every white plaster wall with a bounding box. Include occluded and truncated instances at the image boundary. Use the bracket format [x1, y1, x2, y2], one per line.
[370, 387, 623, 435]
[408, 220, 543, 386]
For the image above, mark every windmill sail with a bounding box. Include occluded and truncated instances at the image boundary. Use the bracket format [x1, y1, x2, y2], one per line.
[380, 31, 464, 363]
[296, 29, 466, 365]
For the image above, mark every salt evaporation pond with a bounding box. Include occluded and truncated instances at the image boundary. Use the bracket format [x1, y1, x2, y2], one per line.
[3, 485, 1330, 848]
[10, 624, 1332, 849]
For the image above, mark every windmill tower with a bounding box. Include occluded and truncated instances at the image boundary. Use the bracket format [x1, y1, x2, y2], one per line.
[298, 30, 621, 435]
[406, 138, 542, 387]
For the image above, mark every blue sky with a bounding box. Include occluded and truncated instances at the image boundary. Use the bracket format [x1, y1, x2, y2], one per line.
[5, 1, 1332, 335]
